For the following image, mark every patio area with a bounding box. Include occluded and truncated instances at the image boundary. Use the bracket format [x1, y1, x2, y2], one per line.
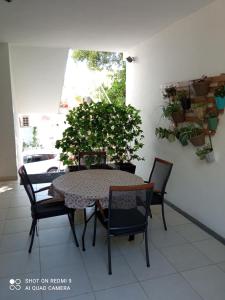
[0, 180, 225, 300]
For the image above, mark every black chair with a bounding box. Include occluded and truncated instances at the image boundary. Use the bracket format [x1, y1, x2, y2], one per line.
[146, 157, 173, 231]
[78, 151, 113, 250]
[18, 165, 79, 253]
[93, 183, 154, 275]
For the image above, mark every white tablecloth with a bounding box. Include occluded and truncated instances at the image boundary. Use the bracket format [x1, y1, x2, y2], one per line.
[52, 169, 144, 209]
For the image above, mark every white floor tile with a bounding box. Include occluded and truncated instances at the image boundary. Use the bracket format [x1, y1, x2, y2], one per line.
[0, 208, 8, 221]
[6, 207, 31, 220]
[193, 239, 225, 263]
[150, 228, 187, 248]
[158, 211, 191, 226]
[38, 215, 70, 230]
[182, 265, 225, 300]
[160, 243, 212, 271]
[0, 221, 4, 235]
[0, 249, 40, 278]
[39, 227, 74, 247]
[3, 218, 32, 234]
[0, 198, 11, 209]
[173, 223, 211, 242]
[40, 243, 82, 272]
[9, 196, 30, 208]
[123, 247, 176, 281]
[141, 273, 202, 300]
[95, 282, 148, 300]
[83, 254, 136, 291]
[0, 231, 38, 254]
[72, 293, 95, 300]
[41, 264, 92, 300]
[217, 261, 225, 272]
[0, 273, 42, 300]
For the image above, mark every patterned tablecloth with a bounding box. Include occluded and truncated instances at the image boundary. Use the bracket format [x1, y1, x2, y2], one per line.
[52, 169, 144, 209]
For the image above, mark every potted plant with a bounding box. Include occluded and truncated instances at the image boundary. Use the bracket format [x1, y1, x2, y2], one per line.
[162, 101, 184, 123]
[193, 76, 209, 97]
[175, 125, 205, 147]
[214, 85, 225, 110]
[155, 127, 176, 142]
[176, 90, 191, 110]
[189, 126, 205, 147]
[196, 136, 214, 162]
[207, 111, 218, 131]
[55, 101, 144, 174]
[192, 103, 207, 120]
[163, 86, 177, 99]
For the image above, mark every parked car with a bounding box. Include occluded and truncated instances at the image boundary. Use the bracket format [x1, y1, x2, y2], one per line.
[23, 150, 63, 174]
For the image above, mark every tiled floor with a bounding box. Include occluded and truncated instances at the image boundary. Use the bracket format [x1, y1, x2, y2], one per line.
[0, 180, 225, 300]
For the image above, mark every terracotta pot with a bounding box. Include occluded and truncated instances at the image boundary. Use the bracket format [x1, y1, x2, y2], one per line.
[190, 133, 205, 147]
[172, 111, 185, 123]
[193, 81, 209, 96]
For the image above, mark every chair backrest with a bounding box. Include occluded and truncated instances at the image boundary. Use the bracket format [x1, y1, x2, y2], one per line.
[108, 183, 154, 231]
[148, 157, 173, 194]
[78, 151, 106, 169]
[18, 165, 36, 205]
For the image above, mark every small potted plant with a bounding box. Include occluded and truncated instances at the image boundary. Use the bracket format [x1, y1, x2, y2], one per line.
[207, 111, 218, 131]
[177, 90, 191, 110]
[192, 103, 207, 120]
[189, 126, 205, 147]
[163, 101, 184, 123]
[163, 86, 177, 99]
[195, 136, 214, 162]
[214, 85, 225, 111]
[155, 127, 176, 142]
[193, 76, 209, 97]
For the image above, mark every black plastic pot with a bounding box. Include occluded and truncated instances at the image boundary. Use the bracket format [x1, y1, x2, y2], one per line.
[67, 165, 86, 172]
[116, 162, 136, 174]
[180, 97, 191, 110]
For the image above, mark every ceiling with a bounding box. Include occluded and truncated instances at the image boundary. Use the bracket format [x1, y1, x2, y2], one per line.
[0, 0, 213, 51]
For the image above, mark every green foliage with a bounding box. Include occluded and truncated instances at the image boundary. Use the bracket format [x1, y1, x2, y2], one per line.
[196, 144, 213, 160]
[214, 85, 225, 98]
[175, 125, 203, 146]
[72, 50, 123, 71]
[55, 102, 144, 165]
[155, 127, 176, 142]
[162, 101, 182, 118]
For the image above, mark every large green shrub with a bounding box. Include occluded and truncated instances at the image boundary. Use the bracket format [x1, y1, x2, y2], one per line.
[55, 102, 144, 165]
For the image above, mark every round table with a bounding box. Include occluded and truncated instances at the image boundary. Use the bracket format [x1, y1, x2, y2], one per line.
[52, 169, 144, 209]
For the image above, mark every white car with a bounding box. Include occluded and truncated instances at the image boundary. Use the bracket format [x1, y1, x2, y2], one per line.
[23, 151, 63, 174]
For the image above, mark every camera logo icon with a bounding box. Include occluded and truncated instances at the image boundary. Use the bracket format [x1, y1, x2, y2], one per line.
[9, 279, 21, 290]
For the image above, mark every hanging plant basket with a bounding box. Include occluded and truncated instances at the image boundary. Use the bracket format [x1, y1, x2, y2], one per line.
[172, 111, 185, 123]
[205, 151, 215, 163]
[180, 97, 191, 110]
[208, 116, 218, 131]
[193, 81, 209, 97]
[190, 133, 205, 147]
[215, 96, 225, 110]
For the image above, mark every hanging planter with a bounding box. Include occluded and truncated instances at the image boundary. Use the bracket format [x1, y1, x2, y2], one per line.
[207, 113, 218, 131]
[171, 111, 185, 123]
[196, 136, 215, 163]
[162, 101, 184, 123]
[192, 103, 206, 120]
[176, 90, 191, 110]
[190, 131, 205, 147]
[205, 151, 215, 163]
[214, 85, 225, 110]
[193, 77, 209, 97]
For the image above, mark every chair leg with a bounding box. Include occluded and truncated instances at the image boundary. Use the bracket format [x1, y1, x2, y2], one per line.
[68, 210, 79, 247]
[161, 202, 167, 231]
[29, 219, 35, 236]
[149, 207, 152, 218]
[107, 233, 112, 275]
[82, 209, 87, 251]
[29, 219, 37, 253]
[145, 229, 150, 267]
[92, 204, 97, 246]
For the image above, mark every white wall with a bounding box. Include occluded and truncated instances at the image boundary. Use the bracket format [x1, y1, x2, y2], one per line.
[127, 0, 225, 238]
[0, 43, 17, 180]
[10, 46, 68, 114]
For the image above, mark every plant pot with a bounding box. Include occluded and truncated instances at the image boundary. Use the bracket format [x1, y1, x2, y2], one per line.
[208, 117, 218, 131]
[205, 151, 215, 163]
[194, 107, 205, 119]
[190, 133, 205, 147]
[180, 97, 191, 110]
[67, 165, 86, 172]
[193, 81, 209, 96]
[116, 162, 136, 174]
[215, 96, 225, 110]
[172, 111, 185, 123]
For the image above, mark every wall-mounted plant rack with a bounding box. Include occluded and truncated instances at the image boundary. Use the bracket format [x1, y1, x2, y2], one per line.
[156, 73, 225, 162]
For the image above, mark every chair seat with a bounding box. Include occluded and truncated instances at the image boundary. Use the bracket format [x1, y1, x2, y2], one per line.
[32, 198, 67, 219]
[97, 208, 146, 235]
